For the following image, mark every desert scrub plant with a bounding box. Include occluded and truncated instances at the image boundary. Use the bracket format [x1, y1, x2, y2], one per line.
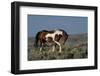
[28, 36, 88, 60]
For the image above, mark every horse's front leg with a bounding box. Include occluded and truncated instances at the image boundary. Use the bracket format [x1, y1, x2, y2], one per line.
[54, 40, 62, 53]
[52, 45, 55, 52]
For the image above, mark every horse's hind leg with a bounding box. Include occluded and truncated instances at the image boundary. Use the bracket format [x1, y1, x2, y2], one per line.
[40, 43, 43, 51]
[40, 47, 42, 51]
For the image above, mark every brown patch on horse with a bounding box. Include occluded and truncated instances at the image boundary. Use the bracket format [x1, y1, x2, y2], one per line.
[47, 37, 53, 42]
[39, 32, 48, 44]
[55, 34, 62, 42]
[59, 30, 68, 45]
[39, 30, 55, 44]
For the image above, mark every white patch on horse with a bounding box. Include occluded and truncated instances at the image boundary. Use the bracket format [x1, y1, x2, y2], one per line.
[45, 30, 63, 41]
[45, 30, 63, 52]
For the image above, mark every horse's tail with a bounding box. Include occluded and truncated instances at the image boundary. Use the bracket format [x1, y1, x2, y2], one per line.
[34, 31, 41, 47]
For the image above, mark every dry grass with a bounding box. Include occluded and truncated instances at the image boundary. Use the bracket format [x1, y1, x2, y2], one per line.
[28, 34, 88, 61]
[28, 42, 87, 61]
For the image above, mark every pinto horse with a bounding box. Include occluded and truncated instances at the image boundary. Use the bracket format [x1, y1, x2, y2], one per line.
[34, 29, 68, 53]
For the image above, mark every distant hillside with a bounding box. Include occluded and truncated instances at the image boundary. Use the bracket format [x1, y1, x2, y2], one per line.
[67, 33, 87, 42]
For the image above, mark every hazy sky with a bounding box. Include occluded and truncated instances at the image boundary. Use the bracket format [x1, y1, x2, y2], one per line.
[28, 15, 88, 37]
